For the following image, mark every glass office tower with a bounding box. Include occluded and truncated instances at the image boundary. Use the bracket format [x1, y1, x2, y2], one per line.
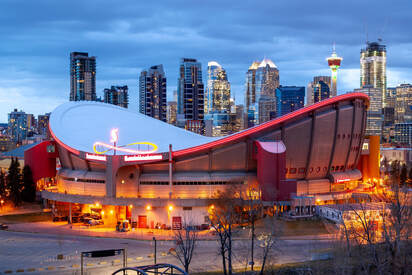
[245, 58, 279, 127]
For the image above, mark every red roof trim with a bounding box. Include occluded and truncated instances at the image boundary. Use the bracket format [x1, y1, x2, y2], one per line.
[49, 124, 80, 155]
[173, 93, 369, 158]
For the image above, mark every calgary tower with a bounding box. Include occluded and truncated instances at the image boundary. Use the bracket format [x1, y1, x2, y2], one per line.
[326, 44, 343, 97]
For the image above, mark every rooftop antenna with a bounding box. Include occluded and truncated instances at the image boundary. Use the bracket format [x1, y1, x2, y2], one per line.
[332, 41, 336, 53]
[378, 17, 388, 44]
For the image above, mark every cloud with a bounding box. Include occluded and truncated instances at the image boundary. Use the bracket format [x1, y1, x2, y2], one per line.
[0, 0, 412, 122]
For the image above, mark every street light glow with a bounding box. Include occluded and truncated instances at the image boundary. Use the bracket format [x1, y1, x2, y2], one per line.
[168, 205, 173, 211]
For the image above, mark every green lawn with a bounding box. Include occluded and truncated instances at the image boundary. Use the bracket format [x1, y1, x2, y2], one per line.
[0, 212, 52, 223]
[192, 259, 334, 275]
[236, 217, 329, 238]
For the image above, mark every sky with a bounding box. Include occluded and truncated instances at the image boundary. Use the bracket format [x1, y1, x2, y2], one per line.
[1, 0, 412, 123]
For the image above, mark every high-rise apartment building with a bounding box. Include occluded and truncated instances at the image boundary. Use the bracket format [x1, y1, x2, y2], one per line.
[70, 52, 96, 101]
[177, 58, 204, 133]
[104, 85, 129, 108]
[395, 84, 412, 123]
[205, 61, 231, 114]
[306, 76, 331, 105]
[354, 85, 383, 136]
[383, 87, 396, 142]
[360, 41, 387, 104]
[245, 58, 279, 127]
[275, 86, 305, 117]
[8, 109, 28, 143]
[139, 65, 167, 122]
[37, 113, 50, 136]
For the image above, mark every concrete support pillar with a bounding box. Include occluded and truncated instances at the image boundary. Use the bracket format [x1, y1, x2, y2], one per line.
[106, 155, 122, 198]
[69, 202, 72, 224]
[168, 144, 173, 199]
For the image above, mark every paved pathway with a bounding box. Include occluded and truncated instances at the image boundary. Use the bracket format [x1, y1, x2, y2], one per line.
[0, 230, 332, 274]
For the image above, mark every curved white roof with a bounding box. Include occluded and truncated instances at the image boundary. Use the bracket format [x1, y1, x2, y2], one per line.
[50, 102, 216, 155]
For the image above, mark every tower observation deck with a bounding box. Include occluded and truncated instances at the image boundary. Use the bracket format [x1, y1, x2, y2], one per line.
[327, 46, 343, 97]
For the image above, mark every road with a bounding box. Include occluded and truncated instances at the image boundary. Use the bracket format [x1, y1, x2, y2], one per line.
[0, 230, 333, 274]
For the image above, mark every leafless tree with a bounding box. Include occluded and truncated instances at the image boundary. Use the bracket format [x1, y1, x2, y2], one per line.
[209, 185, 244, 275]
[333, 165, 412, 274]
[380, 169, 412, 275]
[257, 216, 280, 274]
[172, 224, 198, 273]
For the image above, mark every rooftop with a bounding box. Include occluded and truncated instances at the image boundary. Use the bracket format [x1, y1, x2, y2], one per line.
[320, 202, 386, 212]
[49, 102, 216, 155]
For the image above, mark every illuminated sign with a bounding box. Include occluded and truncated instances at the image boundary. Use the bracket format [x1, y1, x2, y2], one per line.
[336, 178, 351, 183]
[124, 154, 163, 162]
[86, 153, 107, 161]
[93, 129, 158, 155]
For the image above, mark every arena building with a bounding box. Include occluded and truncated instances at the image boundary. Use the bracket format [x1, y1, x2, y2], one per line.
[31, 93, 369, 228]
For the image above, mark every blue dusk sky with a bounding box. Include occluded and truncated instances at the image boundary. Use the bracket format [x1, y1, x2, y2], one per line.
[1, 0, 412, 122]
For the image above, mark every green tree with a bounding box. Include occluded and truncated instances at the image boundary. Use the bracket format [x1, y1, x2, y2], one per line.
[408, 167, 412, 183]
[21, 165, 36, 202]
[6, 158, 22, 206]
[400, 164, 408, 185]
[0, 169, 6, 199]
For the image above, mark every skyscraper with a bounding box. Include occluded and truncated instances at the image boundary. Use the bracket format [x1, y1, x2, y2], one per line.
[205, 61, 231, 114]
[395, 84, 412, 123]
[306, 76, 331, 105]
[383, 87, 396, 142]
[70, 52, 96, 101]
[326, 46, 342, 97]
[204, 61, 232, 136]
[8, 109, 27, 143]
[104, 86, 129, 108]
[245, 58, 279, 127]
[360, 41, 387, 104]
[139, 65, 167, 122]
[177, 58, 204, 133]
[354, 85, 383, 136]
[275, 86, 305, 117]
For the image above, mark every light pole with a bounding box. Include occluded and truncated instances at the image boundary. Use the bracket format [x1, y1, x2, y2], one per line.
[153, 236, 157, 265]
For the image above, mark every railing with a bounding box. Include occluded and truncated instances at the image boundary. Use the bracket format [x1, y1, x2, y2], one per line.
[112, 263, 187, 275]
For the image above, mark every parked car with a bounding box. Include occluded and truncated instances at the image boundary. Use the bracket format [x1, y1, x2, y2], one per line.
[88, 219, 104, 226]
[0, 223, 8, 230]
[53, 215, 68, 222]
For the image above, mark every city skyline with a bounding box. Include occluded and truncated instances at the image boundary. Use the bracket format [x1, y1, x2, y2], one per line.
[1, 0, 412, 122]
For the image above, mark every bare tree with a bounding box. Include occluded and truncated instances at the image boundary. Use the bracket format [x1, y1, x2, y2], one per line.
[257, 216, 280, 274]
[209, 185, 244, 275]
[380, 168, 412, 274]
[172, 224, 198, 273]
[333, 163, 412, 274]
